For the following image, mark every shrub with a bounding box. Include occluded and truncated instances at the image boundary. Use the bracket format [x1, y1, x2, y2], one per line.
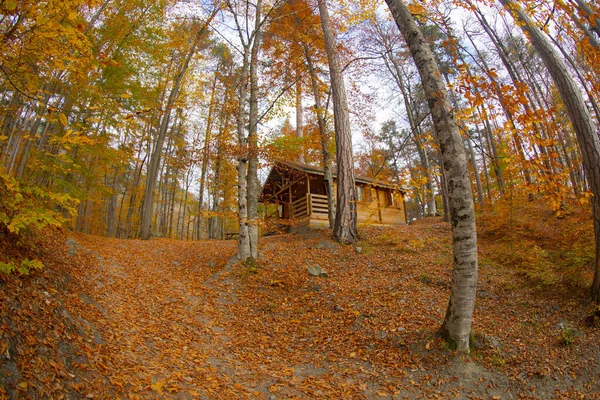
[0, 172, 78, 235]
[0, 172, 77, 277]
[0, 258, 44, 276]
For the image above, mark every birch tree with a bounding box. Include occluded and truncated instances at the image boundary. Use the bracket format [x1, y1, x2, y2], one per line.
[385, 0, 479, 351]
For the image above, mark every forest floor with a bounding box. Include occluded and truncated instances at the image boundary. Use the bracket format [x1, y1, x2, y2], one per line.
[1, 205, 600, 399]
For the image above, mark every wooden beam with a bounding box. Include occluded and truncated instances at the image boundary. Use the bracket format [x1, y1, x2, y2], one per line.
[272, 174, 308, 198]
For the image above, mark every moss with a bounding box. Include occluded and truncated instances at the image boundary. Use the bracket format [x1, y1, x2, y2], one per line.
[438, 326, 458, 351]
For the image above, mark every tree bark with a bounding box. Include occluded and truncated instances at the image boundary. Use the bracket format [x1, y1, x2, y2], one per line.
[385, 0, 478, 352]
[498, 0, 600, 303]
[384, 52, 437, 216]
[317, 0, 357, 244]
[296, 67, 304, 163]
[303, 43, 336, 228]
[246, 0, 262, 260]
[234, 48, 251, 260]
[197, 73, 219, 240]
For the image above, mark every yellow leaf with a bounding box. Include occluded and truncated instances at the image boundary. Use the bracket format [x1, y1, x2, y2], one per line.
[18, 381, 27, 389]
[59, 113, 68, 127]
[150, 380, 165, 395]
[4, 0, 17, 11]
[121, 93, 132, 99]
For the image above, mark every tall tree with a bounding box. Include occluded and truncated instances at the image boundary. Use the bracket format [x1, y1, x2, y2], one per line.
[141, 12, 216, 240]
[317, 0, 358, 244]
[497, 0, 600, 303]
[385, 0, 479, 351]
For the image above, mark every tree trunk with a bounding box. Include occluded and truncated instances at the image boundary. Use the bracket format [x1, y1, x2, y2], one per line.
[466, 138, 485, 210]
[210, 73, 232, 240]
[295, 67, 305, 163]
[385, 0, 478, 352]
[303, 43, 335, 228]
[246, 0, 262, 260]
[197, 73, 219, 240]
[499, 0, 600, 303]
[318, 0, 357, 244]
[140, 12, 216, 240]
[385, 53, 437, 216]
[235, 47, 251, 260]
[464, 29, 532, 187]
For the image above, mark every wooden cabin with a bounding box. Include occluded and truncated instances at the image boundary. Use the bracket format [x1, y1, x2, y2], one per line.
[261, 161, 408, 229]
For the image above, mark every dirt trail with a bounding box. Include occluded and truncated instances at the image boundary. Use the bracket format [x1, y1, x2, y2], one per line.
[69, 235, 247, 398]
[2, 222, 600, 399]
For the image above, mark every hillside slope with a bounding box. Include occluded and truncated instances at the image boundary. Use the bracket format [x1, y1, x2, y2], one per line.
[1, 216, 599, 399]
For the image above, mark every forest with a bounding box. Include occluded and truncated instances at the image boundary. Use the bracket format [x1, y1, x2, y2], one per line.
[1, 0, 600, 398]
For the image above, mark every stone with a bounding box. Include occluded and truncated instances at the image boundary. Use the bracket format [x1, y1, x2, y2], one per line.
[355, 247, 363, 254]
[315, 240, 336, 250]
[307, 264, 328, 277]
[66, 238, 78, 256]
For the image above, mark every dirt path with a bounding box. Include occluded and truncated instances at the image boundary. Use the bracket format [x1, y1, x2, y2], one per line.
[68, 235, 249, 398]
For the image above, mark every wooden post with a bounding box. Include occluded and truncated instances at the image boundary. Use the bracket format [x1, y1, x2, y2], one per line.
[377, 189, 383, 223]
[306, 175, 311, 217]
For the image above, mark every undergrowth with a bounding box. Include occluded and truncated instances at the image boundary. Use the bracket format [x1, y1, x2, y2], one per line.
[0, 172, 77, 276]
[478, 197, 594, 288]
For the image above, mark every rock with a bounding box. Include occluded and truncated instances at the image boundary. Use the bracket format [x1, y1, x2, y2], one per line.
[308, 284, 321, 292]
[315, 240, 336, 250]
[355, 247, 363, 254]
[489, 337, 501, 348]
[225, 255, 239, 268]
[307, 264, 328, 277]
[66, 238, 78, 256]
[376, 330, 389, 340]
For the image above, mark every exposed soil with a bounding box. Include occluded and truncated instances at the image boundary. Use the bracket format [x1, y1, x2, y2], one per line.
[1, 218, 599, 399]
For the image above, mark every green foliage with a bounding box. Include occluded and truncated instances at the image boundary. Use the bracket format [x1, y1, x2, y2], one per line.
[0, 172, 78, 235]
[489, 348, 507, 367]
[558, 325, 579, 347]
[0, 258, 44, 276]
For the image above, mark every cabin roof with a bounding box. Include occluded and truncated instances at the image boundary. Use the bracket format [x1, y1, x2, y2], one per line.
[262, 160, 407, 197]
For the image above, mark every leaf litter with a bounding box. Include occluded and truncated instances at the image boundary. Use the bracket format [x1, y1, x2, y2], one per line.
[1, 217, 599, 399]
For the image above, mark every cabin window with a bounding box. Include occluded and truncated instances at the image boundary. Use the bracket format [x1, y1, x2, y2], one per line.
[357, 185, 371, 202]
[386, 190, 399, 208]
[357, 185, 364, 201]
